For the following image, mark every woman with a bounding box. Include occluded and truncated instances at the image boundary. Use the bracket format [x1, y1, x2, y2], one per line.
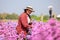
[16, 6, 34, 40]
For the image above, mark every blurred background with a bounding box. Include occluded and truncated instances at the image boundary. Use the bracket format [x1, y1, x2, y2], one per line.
[0, 0, 60, 22]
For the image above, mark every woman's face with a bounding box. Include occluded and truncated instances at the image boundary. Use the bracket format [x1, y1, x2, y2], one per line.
[26, 9, 32, 14]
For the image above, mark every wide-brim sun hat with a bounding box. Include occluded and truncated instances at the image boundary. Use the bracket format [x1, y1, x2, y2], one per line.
[24, 6, 35, 12]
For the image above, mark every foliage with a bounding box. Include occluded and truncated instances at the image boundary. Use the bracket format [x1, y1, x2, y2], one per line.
[0, 13, 18, 20]
[0, 13, 60, 21]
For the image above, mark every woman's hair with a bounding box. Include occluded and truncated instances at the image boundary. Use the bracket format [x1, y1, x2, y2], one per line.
[24, 9, 28, 13]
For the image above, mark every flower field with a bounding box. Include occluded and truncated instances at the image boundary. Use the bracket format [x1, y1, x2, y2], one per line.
[0, 18, 60, 40]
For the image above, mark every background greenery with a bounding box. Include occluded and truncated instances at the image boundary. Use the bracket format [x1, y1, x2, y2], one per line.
[0, 13, 60, 22]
